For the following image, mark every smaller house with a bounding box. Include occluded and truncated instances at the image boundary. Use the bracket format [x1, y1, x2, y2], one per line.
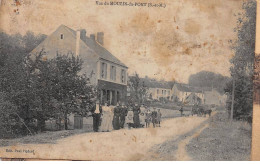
[184, 92, 202, 105]
[141, 78, 173, 101]
[204, 89, 227, 106]
[172, 83, 193, 103]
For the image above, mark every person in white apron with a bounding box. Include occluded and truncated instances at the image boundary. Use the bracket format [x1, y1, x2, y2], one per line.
[125, 107, 134, 129]
[100, 103, 114, 132]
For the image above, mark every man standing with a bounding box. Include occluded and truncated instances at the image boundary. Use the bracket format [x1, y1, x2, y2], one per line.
[113, 103, 121, 130]
[179, 105, 184, 117]
[145, 108, 151, 128]
[119, 102, 128, 129]
[92, 100, 102, 132]
[157, 109, 162, 127]
[151, 107, 158, 128]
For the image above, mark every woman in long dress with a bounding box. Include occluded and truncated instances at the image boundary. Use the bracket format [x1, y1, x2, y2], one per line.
[113, 103, 121, 130]
[139, 105, 146, 127]
[100, 103, 114, 132]
[133, 104, 141, 128]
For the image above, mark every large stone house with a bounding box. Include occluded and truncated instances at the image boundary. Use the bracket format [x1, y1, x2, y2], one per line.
[31, 24, 128, 105]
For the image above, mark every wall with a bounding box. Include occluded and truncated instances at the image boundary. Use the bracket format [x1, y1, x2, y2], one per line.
[97, 59, 127, 86]
[149, 88, 172, 100]
[31, 25, 99, 85]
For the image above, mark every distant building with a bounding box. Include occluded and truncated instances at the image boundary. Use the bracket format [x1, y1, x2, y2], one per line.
[184, 92, 202, 105]
[147, 84, 172, 101]
[172, 83, 193, 102]
[204, 89, 227, 106]
[31, 24, 128, 105]
[135, 77, 173, 101]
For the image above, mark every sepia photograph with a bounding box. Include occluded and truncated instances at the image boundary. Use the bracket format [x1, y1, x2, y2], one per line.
[0, 0, 257, 161]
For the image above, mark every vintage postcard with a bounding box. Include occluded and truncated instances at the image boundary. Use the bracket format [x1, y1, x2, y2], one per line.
[0, 0, 257, 161]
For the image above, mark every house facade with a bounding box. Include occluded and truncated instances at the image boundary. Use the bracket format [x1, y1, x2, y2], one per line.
[171, 84, 208, 105]
[148, 87, 172, 100]
[204, 89, 227, 106]
[184, 92, 202, 105]
[172, 83, 193, 102]
[136, 78, 173, 101]
[31, 24, 128, 105]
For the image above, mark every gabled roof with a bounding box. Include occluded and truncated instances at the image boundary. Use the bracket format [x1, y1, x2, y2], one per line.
[174, 83, 192, 92]
[60, 25, 127, 68]
[174, 83, 213, 93]
[191, 86, 212, 93]
[185, 92, 202, 100]
[140, 78, 173, 89]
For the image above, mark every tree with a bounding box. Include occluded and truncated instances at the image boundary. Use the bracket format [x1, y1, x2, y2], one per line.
[189, 71, 230, 94]
[26, 52, 95, 130]
[0, 31, 43, 135]
[128, 73, 149, 106]
[49, 54, 95, 130]
[227, 0, 256, 122]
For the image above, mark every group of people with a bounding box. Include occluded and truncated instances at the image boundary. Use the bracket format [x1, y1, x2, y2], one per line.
[91, 100, 162, 132]
[142, 106, 162, 128]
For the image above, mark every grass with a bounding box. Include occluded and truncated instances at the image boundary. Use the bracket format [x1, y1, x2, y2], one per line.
[0, 126, 93, 147]
[186, 110, 252, 160]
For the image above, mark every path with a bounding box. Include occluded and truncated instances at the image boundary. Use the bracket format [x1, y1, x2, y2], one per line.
[142, 112, 216, 161]
[0, 115, 212, 160]
[175, 124, 209, 160]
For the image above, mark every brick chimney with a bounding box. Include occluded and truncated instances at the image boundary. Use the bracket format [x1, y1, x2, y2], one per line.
[90, 34, 96, 41]
[97, 32, 104, 46]
[80, 29, 87, 42]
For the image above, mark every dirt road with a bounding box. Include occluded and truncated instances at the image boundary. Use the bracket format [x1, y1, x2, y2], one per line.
[0, 115, 211, 160]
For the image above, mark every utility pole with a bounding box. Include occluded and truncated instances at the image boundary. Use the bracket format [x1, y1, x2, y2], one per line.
[230, 78, 235, 120]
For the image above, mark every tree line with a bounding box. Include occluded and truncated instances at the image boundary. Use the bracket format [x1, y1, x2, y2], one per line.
[225, 0, 256, 122]
[188, 71, 231, 94]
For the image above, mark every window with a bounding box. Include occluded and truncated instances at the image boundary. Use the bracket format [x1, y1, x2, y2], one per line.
[121, 69, 126, 83]
[110, 65, 116, 81]
[157, 89, 159, 94]
[61, 34, 64, 39]
[100, 62, 107, 79]
[167, 90, 170, 95]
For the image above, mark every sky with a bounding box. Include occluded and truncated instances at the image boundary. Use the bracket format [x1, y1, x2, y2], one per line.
[0, 0, 245, 83]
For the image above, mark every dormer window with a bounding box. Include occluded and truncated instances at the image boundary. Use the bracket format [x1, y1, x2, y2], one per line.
[61, 34, 64, 39]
